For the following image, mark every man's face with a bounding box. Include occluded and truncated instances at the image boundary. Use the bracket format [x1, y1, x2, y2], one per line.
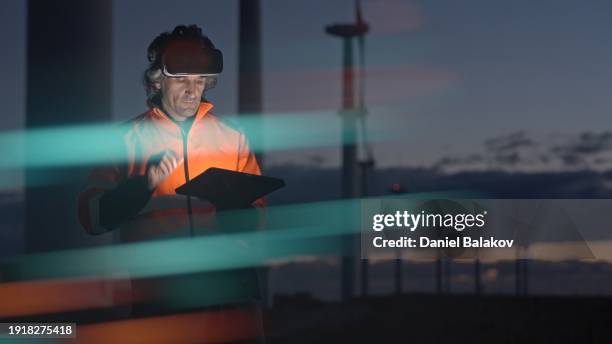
[159, 75, 206, 121]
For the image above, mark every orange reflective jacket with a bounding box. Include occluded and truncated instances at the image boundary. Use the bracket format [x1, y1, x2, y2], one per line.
[78, 102, 264, 241]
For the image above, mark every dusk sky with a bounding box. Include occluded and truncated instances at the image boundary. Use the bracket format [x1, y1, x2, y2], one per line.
[3, 0, 612, 175]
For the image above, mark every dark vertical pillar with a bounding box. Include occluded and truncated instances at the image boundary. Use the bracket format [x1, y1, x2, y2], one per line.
[238, 0, 263, 163]
[515, 246, 522, 295]
[239, 0, 267, 306]
[521, 258, 528, 295]
[475, 256, 482, 295]
[394, 255, 402, 295]
[435, 253, 442, 294]
[360, 259, 368, 296]
[25, 0, 112, 252]
[474, 257, 482, 295]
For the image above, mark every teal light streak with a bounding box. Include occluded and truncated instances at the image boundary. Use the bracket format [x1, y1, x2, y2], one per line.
[0, 107, 411, 171]
[3, 192, 477, 282]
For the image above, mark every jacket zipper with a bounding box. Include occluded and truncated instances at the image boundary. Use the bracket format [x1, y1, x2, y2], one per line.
[181, 127, 195, 237]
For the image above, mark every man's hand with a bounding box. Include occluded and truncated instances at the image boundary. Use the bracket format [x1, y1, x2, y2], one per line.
[147, 151, 184, 191]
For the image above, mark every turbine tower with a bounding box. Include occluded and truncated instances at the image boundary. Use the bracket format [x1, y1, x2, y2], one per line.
[326, 0, 369, 301]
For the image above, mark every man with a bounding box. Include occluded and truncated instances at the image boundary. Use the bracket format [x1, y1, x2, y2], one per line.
[77, 25, 266, 342]
[78, 25, 264, 241]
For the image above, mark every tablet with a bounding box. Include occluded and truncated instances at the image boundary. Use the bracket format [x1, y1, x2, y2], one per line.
[175, 167, 285, 209]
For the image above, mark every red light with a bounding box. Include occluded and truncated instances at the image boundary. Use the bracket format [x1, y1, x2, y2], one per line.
[391, 183, 402, 193]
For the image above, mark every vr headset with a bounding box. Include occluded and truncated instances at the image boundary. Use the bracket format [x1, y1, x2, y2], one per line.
[161, 39, 223, 77]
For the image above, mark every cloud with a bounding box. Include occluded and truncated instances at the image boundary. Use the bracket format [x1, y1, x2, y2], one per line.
[484, 132, 536, 167]
[433, 131, 612, 173]
[548, 131, 612, 169]
[484, 131, 535, 153]
[551, 131, 612, 156]
[434, 131, 540, 172]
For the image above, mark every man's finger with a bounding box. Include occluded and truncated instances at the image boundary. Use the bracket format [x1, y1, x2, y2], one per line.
[169, 156, 178, 170]
[159, 160, 171, 177]
[164, 158, 175, 175]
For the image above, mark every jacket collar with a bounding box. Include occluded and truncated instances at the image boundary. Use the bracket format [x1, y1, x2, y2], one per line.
[150, 102, 214, 129]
